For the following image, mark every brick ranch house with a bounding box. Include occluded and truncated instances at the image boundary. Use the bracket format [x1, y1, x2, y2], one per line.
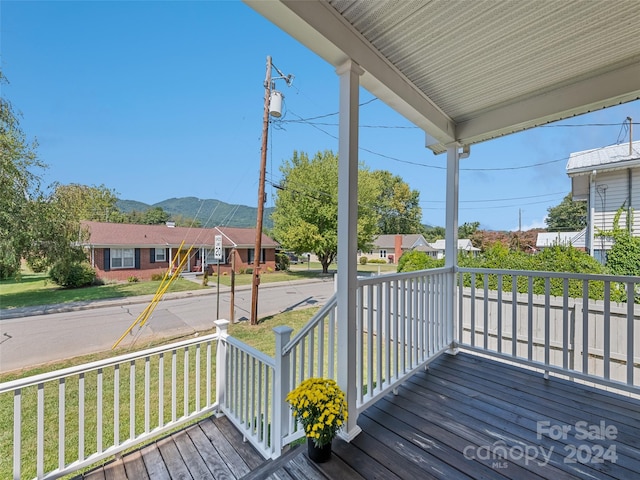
[79, 221, 279, 281]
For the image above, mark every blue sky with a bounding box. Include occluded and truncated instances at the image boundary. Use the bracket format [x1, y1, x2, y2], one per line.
[3, 1, 639, 232]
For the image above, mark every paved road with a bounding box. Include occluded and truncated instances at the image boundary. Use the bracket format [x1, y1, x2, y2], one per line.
[0, 278, 335, 373]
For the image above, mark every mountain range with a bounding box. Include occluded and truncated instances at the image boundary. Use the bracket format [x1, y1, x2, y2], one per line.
[116, 197, 274, 229]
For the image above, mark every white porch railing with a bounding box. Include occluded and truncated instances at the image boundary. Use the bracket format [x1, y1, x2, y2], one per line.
[457, 268, 640, 393]
[276, 267, 455, 446]
[6, 267, 640, 478]
[0, 333, 220, 480]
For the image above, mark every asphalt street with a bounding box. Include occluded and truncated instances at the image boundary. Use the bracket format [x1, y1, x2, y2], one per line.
[0, 278, 335, 373]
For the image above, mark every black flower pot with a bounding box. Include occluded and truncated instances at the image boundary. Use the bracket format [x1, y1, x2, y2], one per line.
[307, 437, 332, 463]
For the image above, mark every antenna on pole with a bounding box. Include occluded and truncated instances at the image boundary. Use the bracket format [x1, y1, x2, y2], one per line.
[250, 56, 293, 326]
[628, 116, 633, 156]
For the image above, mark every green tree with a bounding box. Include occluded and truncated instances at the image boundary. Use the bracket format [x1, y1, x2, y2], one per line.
[272, 150, 379, 273]
[372, 170, 422, 234]
[423, 225, 445, 242]
[0, 72, 46, 278]
[141, 206, 170, 224]
[458, 221, 480, 240]
[51, 183, 119, 222]
[545, 193, 587, 232]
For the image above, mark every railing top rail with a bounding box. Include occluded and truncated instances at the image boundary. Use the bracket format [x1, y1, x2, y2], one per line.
[224, 335, 275, 368]
[0, 333, 220, 393]
[457, 267, 640, 283]
[357, 266, 453, 286]
[283, 293, 337, 356]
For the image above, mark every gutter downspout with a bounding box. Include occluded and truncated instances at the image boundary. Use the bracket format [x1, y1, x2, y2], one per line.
[588, 170, 596, 257]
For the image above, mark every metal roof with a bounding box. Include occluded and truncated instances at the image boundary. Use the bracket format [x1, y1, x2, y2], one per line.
[245, 0, 640, 154]
[566, 140, 640, 175]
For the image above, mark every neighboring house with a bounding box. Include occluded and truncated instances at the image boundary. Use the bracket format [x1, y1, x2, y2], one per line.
[536, 230, 586, 251]
[430, 239, 480, 260]
[362, 234, 436, 263]
[79, 221, 279, 281]
[567, 140, 640, 263]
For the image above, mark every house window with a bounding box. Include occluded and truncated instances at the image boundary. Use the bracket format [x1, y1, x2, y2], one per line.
[248, 248, 265, 264]
[379, 249, 387, 258]
[111, 248, 134, 269]
[155, 248, 166, 262]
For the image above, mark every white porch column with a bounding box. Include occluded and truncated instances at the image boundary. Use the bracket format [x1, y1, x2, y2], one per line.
[336, 59, 363, 441]
[445, 144, 460, 351]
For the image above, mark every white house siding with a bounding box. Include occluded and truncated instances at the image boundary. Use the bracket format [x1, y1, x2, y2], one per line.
[592, 168, 640, 250]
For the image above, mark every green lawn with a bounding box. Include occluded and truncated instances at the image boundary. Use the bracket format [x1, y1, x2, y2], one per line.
[0, 269, 330, 309]
[0, 307, 317, 479]
[0, 262, 396, 310]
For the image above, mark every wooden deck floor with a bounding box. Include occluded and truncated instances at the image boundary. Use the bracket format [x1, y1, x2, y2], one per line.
[79, 352, 640, 479]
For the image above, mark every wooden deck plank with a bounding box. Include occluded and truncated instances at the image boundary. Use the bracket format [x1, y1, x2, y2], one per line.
[307, 446, 366, 480]
[185, 423, 236, 479]
[427, 355, 640, 478]
[282, 454, 329, 480]
[361, 403, 511, 480]
[173, 426, 216, 480]
[155, 436, 192, 480]
[122, 451, 150, 480]
[409, 360, 628, 479]
[103, 460, 127, 480]
[141, 443, 172, 480]
[81, 467, 106, 480]
[368, 395, 539, 480]
[73, 352, 640, 480]
[198, 417, 253, 478]
[332, 433, 404, 480]
[213, 416, 265, 470]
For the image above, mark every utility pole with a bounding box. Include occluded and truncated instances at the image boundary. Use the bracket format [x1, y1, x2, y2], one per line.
[250, 56, 293, 326]
[250, 56, 272, 326]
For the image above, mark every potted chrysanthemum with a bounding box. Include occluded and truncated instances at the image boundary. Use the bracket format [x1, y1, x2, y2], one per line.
[286, 377, 348, 463]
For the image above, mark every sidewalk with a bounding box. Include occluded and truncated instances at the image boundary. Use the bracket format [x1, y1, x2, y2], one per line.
[0, 277, 332, 320]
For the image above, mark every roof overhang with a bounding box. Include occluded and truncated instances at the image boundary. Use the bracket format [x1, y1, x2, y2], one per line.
[245, 0, 640, 154]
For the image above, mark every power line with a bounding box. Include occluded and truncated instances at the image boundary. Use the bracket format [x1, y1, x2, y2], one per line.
[421, 191, 567, 204]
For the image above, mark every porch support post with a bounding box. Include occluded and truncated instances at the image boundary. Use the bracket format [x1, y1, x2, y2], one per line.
[214, 320, 229, 416]
[336, 59, 363, 441]
[273, 326, 293, 458]
[445, 144, 461, 353]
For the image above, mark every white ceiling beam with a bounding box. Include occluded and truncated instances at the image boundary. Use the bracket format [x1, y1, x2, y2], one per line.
[456, 62, 640, 147]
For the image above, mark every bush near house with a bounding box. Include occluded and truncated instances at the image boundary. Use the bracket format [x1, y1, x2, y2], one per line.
[49, 261, 97, 288]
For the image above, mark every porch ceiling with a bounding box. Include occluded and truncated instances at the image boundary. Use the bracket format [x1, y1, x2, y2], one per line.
[244, 0, 640, 154]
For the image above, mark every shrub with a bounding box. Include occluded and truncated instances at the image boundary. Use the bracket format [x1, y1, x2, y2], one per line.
[397, 251, 444, 272]
[202, 271, 209, 286]
[49, 261, 97, 288]
[359, 256, 368, 265]
[276, 252, 290, 271]
[368, 258, 387, 264]
[245, 268, 253, 274]
[150, 273, 163, 281]
[127, 276, 139, 283]
[26, 254, 49, 273]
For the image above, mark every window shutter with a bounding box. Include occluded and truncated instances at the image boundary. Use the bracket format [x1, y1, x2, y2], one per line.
[104, 249, 110, 271]
[135, 248, 141, 269]
[150, 248, 155, 264]
[165, 248, 169, 262]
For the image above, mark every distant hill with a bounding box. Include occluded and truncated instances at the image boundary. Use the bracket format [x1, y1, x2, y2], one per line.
[116, 197, 274, 229]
